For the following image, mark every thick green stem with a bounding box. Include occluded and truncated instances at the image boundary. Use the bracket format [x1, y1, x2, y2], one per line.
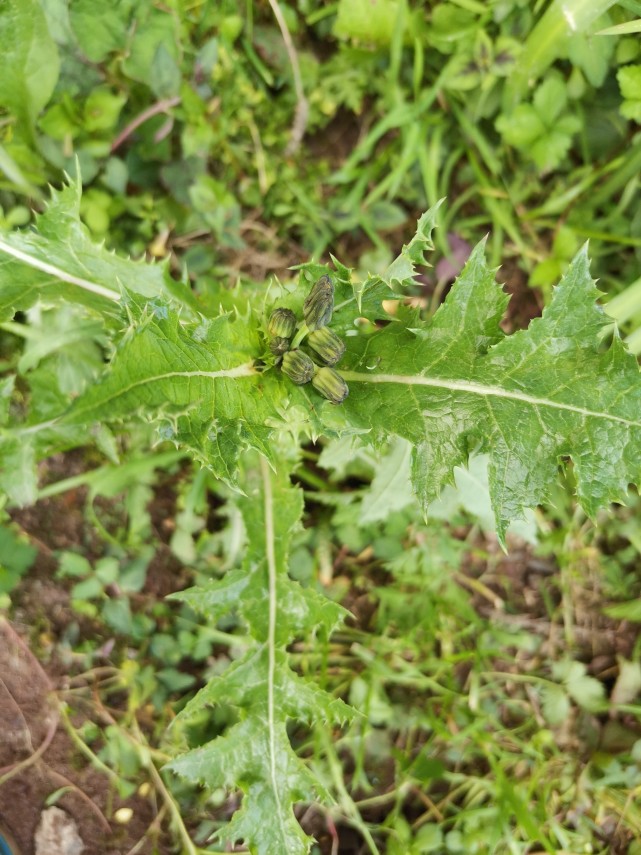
[290, 321, 310, 350]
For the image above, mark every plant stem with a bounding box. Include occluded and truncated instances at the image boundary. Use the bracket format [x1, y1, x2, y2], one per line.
[291, 322, 310, 350]
[267, 0, 308, 154]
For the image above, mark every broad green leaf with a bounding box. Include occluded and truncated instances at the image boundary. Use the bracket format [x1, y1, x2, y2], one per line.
[0, 182, 198, 322]
[333, 0, 401, 46]
[59, 308, 326, 485]
[339, 242, 641, 544]
[0, 524, 37, 594]
[0, 437, 37, 506]
[618, 65, 641, 123]
[497, 76, 581, 170]
[359, 437, 413, 523]
[567, 23, 614, 87]
[541, 684, 571, 726]
[121, 5, 180, 85]
[0, 0, 60, 131]
[533, 76, 569, 123]
[611, 661, 641, 706]
[149, 43, 181, 99]
[604, 598, 641, 621]
[618, 64, 641, 101]
[69, 0, 136, 63]
[552, 660, 606, 711]
[496, 107, 546, 148]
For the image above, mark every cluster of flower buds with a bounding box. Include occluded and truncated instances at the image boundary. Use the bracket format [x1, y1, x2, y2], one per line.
[266, 275, 349, 404]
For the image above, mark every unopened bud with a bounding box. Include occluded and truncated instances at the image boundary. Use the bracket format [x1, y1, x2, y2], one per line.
[269, 336, 290, 356]
[312, 366, 349, 404]
[282, 350, 315, 385]
[268, 308, 297, 339]
[308, 327, 345, 366]
[303, 275, 334, 331]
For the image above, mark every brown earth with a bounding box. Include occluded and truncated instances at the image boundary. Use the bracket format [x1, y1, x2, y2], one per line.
[0, 619, 160, 855]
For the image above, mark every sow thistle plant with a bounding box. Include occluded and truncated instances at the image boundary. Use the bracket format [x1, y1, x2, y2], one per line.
[1, 182, 641, 854]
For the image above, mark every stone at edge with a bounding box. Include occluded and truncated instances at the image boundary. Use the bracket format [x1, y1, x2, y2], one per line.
[34, 807, 84, 855]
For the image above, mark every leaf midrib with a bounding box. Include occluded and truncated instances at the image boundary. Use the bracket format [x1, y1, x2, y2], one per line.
[67, 363, 257, 421]
[339, 371, 641, 429]
[260, 456, 289, 845]
[0, 238, 119, 302]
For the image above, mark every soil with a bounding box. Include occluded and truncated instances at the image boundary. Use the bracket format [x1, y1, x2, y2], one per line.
[0, 620, 158, 855]
[1, 457, 179, 855]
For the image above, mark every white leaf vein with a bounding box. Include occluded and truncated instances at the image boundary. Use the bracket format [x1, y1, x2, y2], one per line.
[340, 371, 641, 429]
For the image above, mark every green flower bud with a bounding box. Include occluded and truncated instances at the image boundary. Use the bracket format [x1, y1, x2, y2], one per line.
[269, 336, 290, 356]
[303, 275, 334, 331]
[267, 307, 297, 339]
[312, 366, 349, 404]
[282, 350, 315, 385]
[308, 327, 345, 366]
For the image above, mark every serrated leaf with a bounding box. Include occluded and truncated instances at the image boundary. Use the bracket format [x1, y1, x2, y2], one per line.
[339, 243, 641, 544]
[0, 182, 197, 322]
[383, 204, 442, 289]
[168, 716, 318, 855]
[3, 191, 641, 550]
[429, 453, 539, 544]
[171, 565, 346, 644]
[58, 309, 330, 486]
[178, 646, 353, 726]
[3, 180, 641, 853]
[167, 457, 351, 855]
[171, 455, 348, 645]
